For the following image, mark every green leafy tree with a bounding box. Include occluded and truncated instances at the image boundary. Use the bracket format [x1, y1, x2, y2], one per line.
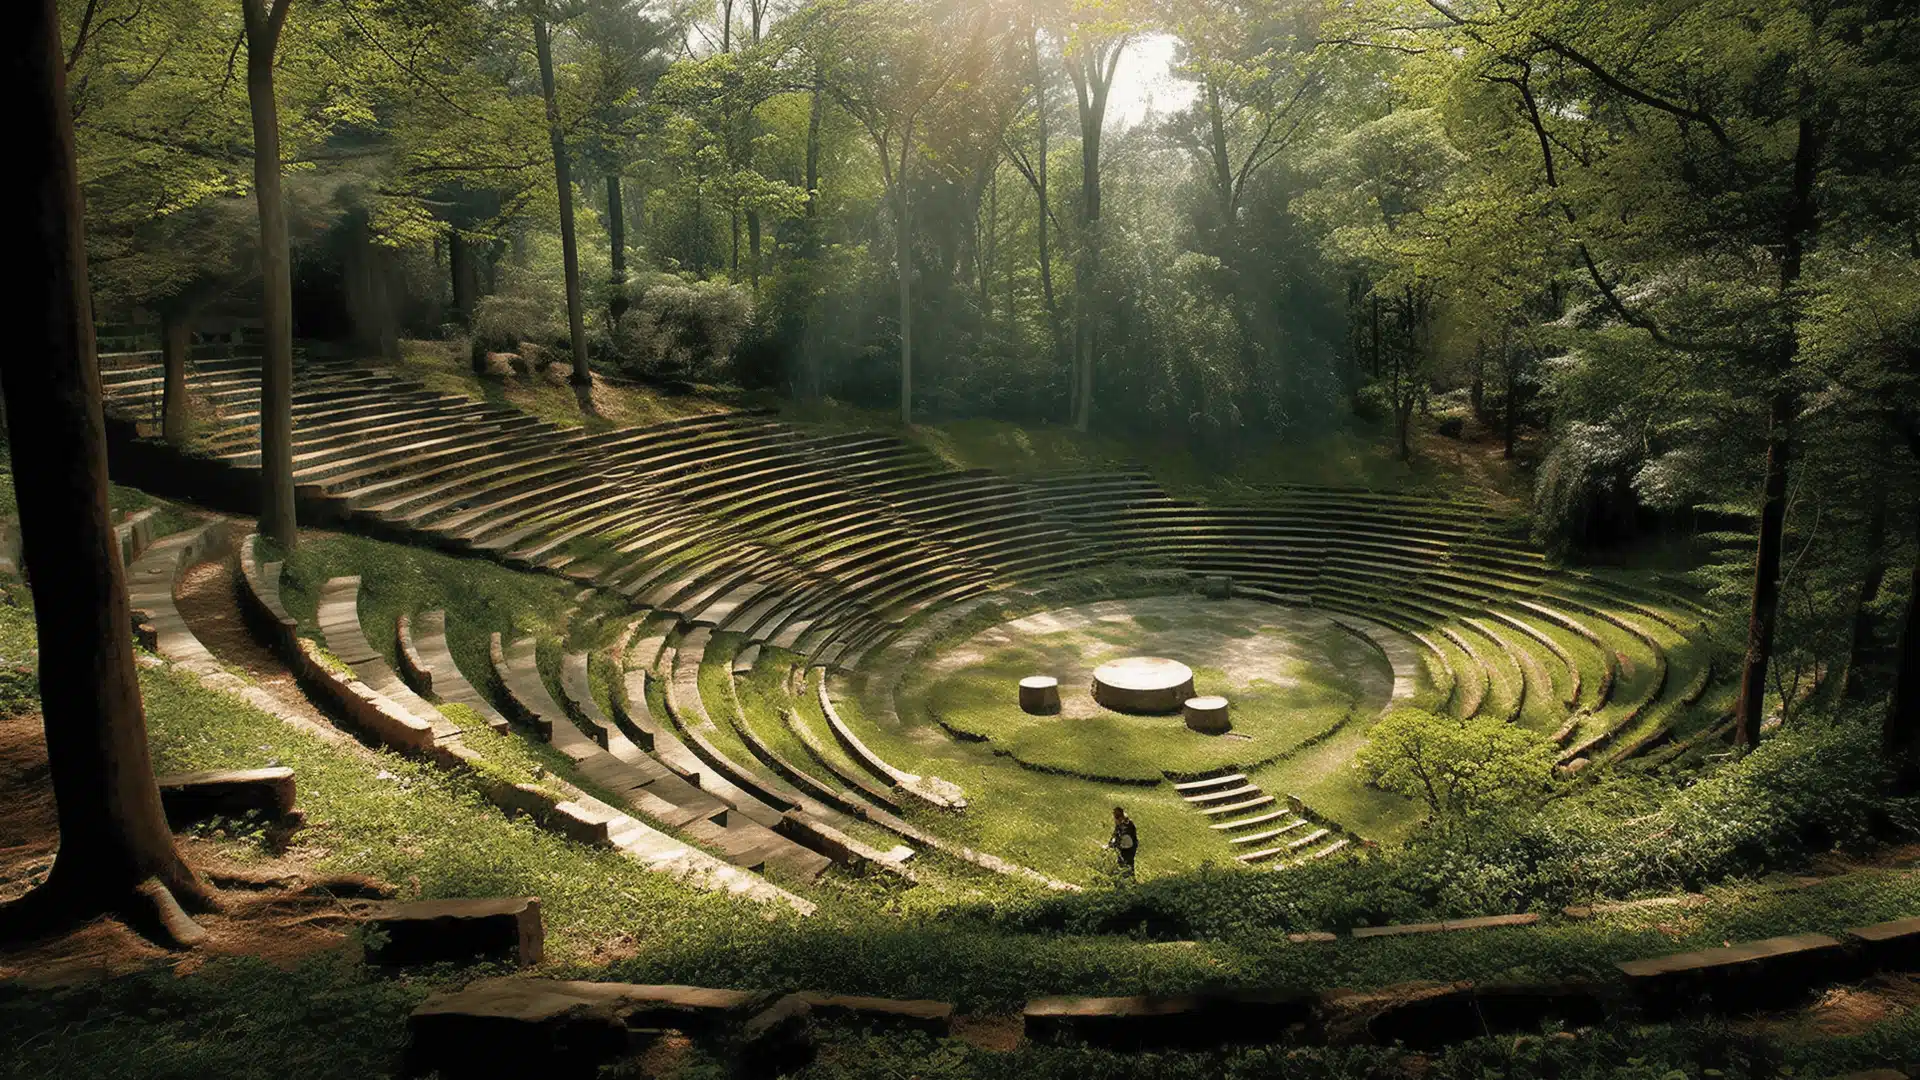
[1357, 708, 1556, 841]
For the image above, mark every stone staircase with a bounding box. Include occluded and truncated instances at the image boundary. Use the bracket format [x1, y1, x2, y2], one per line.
[1174, 772, 1351, 865]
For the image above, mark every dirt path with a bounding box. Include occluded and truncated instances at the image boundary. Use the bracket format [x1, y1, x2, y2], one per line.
[174, 557, 339, 734]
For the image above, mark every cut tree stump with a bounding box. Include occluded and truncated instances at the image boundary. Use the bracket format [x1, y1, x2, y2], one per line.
[156, 767, 296, 826]
[1018, 676, 1060, 715]
[1183, 696, 1230, 734]
[368, 896, 544, 968]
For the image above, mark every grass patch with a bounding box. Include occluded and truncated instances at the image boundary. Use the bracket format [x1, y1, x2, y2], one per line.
[277, 531, 581, 711]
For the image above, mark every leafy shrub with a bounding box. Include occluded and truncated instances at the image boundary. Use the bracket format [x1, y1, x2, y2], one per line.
[977, 709, 1911, 936]
[603, 272, 752, 381]
[1356, 707, 1556, 843]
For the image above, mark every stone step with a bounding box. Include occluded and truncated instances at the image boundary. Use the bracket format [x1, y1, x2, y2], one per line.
[1205, 803, 1297, 826]
[1200, 794, 1276, 817]
[1183, 783, 1262, 805]
[1171, 773, 1245, 792]
[1227, 819, 1308, 845]
[1287, 827, 1331, 850]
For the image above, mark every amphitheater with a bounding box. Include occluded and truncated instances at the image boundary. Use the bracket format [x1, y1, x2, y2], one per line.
[99, 353, 1726, 901]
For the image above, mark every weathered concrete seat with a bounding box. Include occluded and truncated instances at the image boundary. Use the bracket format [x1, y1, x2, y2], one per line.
[1616, 933, 1846, 1016]
[1847, 917, 1920, 973]
[1319, 979, 1608, 1049]
[407, 977, 756, 1079]
[157, 767, 296, 826]
[368, 896, 543, 967]
[1023, 990, 1315, 1049]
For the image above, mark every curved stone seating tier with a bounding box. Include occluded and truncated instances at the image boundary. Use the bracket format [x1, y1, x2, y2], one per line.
[781, 693, 908, 814]
[1326, 616, 1421, 707]
[709, 659, 917, 876]
[488, 632, 831, 881]
[398, 611, 510, 733]
[662, 631, 807, 817]
[559, 651, 623, 748]
[317, 577, 465, 744]
[129, 518, 813, 912]
[128, 521, 233, 674]
[816, 674, 965, 811]
[237, 532, 298, 661]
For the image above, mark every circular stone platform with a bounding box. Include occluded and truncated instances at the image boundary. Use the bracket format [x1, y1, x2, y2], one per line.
[1092, 657, 1196, 713]
[904, 596, 1397, 783]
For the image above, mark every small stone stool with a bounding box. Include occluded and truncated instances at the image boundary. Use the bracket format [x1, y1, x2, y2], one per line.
[367, 896, 544, 967]
[1019, 676, 1061, 714]
[1183, 695, 1230, 734]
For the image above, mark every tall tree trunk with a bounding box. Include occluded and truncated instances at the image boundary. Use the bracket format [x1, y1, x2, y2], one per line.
[1469, 338, 1485, 419]
[896, 181, 912, 426]
[979, 172, 995, 320]
[1067, 39, 1120, 432]
[1029, 24, 1062, 383]
[747, 208, 761, 292]
[1733, 117, 1822, 747]
[4, 0, 212, 945]
[1503, 333, 1517, 460]
[449, 232, 476, 327]
[805, 63, 823, 222]
[1733, 388, 1795, 746]
[532, 10, 592, 388]
[1845, 478, 1890, 699]
[243, 0, 297, 549]
[1886, 505, 1920, 780]
[607, 174, 628, 322]
[160, 310, 190, 444]
[1370, 294, 1381, 378]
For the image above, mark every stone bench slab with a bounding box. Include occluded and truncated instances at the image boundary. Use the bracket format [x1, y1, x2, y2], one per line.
[368, 896, 543, 968]
[156, 767, 296, 826]
[407, 976, 756, 1079]
[793, 991, 953, 1033]
[1847, 917, 1920, 972]
[1616, 932, 1846, 1015]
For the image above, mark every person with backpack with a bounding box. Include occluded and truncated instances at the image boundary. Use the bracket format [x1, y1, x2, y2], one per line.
[1107, 806, 1138, 876]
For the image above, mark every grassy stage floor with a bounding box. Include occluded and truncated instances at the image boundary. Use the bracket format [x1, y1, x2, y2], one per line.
[901, 597, 1392, 782]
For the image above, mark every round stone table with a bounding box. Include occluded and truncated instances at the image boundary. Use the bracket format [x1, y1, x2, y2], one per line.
[1183, 695, 1231, 733]
[1091, 657, 1196, 714]
[1018, 675, 1061, 714]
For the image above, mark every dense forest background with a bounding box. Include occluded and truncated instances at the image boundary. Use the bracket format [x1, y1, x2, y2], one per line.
[60, 0, 1920, 736]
